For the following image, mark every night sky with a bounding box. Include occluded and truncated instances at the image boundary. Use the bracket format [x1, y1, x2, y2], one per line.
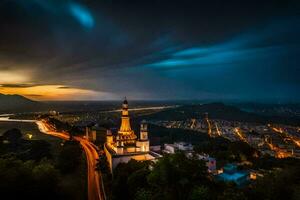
[0, 0, 299, 102]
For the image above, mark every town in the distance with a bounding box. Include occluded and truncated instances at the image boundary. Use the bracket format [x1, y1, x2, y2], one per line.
[0, 94, 300, 200]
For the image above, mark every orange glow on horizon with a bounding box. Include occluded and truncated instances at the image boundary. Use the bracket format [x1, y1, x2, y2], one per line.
[0, 84, 109, 100]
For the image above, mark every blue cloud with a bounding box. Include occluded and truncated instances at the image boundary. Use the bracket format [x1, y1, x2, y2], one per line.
[69, 3, 94, 29]
[145, 18, 300, 70]
[132, 17, 300, 101]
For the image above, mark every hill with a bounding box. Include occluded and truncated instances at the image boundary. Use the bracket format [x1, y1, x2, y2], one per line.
[141, 103, 300, 126]
[0, 93, 41, 113]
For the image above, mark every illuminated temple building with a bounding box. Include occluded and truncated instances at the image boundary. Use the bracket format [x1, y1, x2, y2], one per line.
[104, 99, 160, 172]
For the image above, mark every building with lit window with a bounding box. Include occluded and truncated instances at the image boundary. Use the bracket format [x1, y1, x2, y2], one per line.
[163, 142, 194, 154]
[104, 98, 161, 172]
[163, 142, 216, 173]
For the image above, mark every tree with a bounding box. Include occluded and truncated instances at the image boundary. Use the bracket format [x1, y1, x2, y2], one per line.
[32, 159, 60, 198]
[128, 168, 150, 197]
[2, 128, 22, 147]
[134, 188, 153, 200]
[26, 140, 52, 161]
[57, 141, 82, 173]
[112, 160, 150, 200]
[0, 157, 61, 200]
[189, 186, 210, 200]
[96, 154, 110, 173]
[218, 187, 247, 200]
[247, 165, 300, 200]
[147, 152, 208, 200]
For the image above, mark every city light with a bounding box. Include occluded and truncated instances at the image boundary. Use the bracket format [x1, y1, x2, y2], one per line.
[233, 127, 247, 143]
[27, 133, 33, 139]
[270, 125, 300, 148]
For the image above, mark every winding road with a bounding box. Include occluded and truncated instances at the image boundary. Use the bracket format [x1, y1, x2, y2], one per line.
[1, 118, 105, 200]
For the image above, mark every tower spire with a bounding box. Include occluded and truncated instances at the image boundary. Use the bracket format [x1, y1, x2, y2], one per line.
[118, 98, 137, 144]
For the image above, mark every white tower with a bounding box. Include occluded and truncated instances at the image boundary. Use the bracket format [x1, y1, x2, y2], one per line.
[140, 120, 148, 140]
[136, 120, 149, 152]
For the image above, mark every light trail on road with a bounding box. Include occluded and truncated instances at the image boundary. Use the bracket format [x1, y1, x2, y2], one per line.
[37, 120, 105, 200]
[215, 123, 222, 136]
[205, 118, 212, 137]
[74, 136, 105, 200]
[0, 118, 104, 200]
[265, 140, 291, 158]
[270, 125, 300, 149]
[233, 127, 247, 143]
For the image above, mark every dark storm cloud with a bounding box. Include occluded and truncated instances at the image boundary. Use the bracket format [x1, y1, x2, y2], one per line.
[0, 84, 41, 88]
[0, 0, 299, 101]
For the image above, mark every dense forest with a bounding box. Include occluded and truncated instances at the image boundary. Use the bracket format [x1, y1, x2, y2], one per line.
[109, 152, 300, 200]
[0, 128, 86, 200]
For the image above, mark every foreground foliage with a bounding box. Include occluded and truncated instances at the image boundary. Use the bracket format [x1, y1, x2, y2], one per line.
[111, 152, 300, 200]
[0, 128, 86, 200]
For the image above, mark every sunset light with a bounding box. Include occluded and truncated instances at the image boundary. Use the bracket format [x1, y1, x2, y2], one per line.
[0, 85, 104, 100]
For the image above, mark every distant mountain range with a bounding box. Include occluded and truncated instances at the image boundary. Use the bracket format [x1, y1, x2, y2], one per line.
[141, 102, 300, 126]
[0, 94, 299, 126]
[0, 94, 41, 112]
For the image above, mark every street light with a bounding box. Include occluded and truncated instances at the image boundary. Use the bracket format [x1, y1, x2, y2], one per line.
[27, 133, 33, 139]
